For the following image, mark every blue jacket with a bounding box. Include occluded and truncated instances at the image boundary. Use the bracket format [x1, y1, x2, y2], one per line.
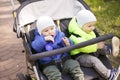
[31, 29, 73, 64]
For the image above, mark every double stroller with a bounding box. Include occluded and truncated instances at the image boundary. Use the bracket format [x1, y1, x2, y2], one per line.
[12, 0, 114, 80]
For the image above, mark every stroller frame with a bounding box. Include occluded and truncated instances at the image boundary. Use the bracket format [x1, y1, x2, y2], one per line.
[11, 0, 113, 80]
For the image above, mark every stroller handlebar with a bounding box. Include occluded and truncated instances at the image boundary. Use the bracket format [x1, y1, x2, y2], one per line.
[29, 33, 113, 61]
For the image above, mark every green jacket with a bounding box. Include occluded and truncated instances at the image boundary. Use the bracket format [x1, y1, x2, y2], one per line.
[68, 17, 98, 55]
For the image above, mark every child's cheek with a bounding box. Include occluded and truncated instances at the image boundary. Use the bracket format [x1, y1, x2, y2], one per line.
[52, 30, 56, 36]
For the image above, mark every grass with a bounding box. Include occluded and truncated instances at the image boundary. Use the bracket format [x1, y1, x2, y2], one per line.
[84, 0, 120, 37]
[84, 0, 120, 66]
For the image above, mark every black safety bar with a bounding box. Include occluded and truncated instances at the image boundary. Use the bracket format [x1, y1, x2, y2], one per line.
[29, 34, 113, 61]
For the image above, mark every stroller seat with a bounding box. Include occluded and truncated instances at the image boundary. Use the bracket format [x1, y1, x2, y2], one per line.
[25, 18, 112, 80]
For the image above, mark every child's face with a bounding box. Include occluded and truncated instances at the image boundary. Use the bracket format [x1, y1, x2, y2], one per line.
[41, 26, 56, 37]
[82, 21, 96, 33]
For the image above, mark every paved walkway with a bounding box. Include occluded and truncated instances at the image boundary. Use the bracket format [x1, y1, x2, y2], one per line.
[0, 0, 26, 80]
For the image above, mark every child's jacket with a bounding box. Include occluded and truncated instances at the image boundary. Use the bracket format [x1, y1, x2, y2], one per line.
[68, 17, 98, 55]
[31, 29, 73, 64]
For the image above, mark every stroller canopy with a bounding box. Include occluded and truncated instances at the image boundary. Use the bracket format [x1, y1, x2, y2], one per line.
[17, 0, 86, 27]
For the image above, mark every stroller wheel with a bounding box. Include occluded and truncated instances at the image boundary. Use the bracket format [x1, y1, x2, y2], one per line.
[16, 73, 26, 80]
[25, 74, 32, 80]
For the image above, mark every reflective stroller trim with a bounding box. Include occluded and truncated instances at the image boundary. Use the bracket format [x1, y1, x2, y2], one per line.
[33, 66, 40, 80]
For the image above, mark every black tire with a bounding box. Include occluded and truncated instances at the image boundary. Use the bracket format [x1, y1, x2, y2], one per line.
[16, 73, 26, 80]
[25, 74, 32, 80]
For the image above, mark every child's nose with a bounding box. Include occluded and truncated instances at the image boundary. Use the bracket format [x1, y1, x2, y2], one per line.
[49, 30, 52, 34]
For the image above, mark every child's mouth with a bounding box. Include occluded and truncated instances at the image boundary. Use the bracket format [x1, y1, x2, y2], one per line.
[51, 35, 54, 37]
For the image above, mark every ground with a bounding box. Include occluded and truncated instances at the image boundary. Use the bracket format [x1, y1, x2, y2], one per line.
[0, 0, 26, 80]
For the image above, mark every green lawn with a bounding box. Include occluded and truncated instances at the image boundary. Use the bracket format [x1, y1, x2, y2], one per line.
[85, 0, 120, 37]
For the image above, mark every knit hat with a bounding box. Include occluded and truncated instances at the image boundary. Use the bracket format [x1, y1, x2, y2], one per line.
[76, 10, 97, 27]
[36, 16, 56, 34]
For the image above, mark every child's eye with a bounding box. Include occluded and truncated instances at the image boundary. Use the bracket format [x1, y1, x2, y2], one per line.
[51, 27, 54, 30]
[88, 26, 91, 28]
[44, 30, 48, 32]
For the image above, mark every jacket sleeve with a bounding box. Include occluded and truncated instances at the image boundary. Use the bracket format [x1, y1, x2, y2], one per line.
[31, 35, 46, 52]
[70, 35, 97, 54]
[70, 35, 86, 45]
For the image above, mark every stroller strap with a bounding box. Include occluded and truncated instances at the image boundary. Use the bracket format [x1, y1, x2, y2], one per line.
[70, 32, 81, 37]
[42, 56, 71, 71]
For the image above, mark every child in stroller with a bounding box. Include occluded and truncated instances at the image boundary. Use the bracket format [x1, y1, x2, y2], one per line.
[68, 9, 120, 80]
[31, 16, 84, 80]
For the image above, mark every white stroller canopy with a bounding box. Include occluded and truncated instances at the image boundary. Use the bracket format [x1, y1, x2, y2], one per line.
[18, 0, 85, 27]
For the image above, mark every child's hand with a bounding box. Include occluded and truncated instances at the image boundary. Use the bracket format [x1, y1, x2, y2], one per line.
[97, 42, 105, 49]
[45, 36, 54, 42]
[62, 37, 70, 47]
